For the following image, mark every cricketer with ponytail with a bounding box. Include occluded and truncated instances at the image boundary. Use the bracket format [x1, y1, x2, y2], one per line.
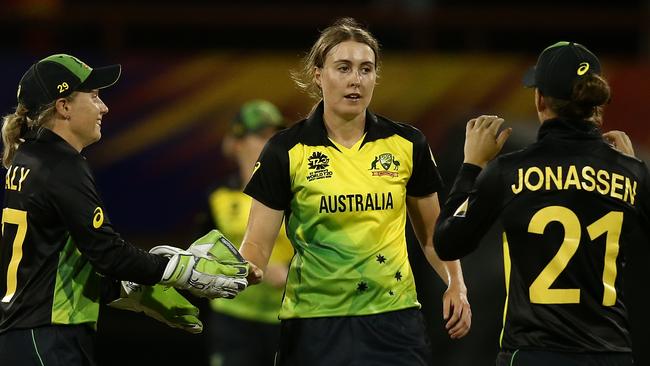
[434, 42, 646, 365]
[0, 54, 249, 365]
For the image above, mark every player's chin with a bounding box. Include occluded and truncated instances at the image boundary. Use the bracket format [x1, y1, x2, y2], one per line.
[335, 102, 367, 119]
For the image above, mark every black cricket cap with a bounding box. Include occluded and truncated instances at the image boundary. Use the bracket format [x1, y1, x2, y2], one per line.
[523, 41, 601, 100]
[17, 54, 121, 115]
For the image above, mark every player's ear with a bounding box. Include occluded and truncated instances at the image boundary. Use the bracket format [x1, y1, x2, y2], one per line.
[54, 97, 71, 120]
[314, 67, 322, 88]
[534, 89, 545, 113]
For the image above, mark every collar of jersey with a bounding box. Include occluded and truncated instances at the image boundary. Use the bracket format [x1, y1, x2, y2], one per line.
[300, 101, 385, 150]
[537, 117, 602, 142]
[25, 127, 81, 155]
[328, 132, 368, 153]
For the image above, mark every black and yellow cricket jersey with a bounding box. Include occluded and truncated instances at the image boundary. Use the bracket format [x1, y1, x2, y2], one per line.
[435, 118, 650, 353]
[207, 183, 293, 324]
[0, 128, 167, 333]
[244, 102, 443, 319]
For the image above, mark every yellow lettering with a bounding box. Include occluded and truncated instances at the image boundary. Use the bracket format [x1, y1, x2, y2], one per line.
[17, 168, 30, 192]
[512, 168, 524, 194]
[623, 177, 636, 205]
[525, 167, 544, 191]
[545, 166, 562, 190]
[564, 165, 581, 190]
[610, 173, 624, 200]
[596, 170, 610, 195]
[508, 165, 636, 205]
[9, 167, 17, 191]
[581, 166, 596, 191]
[5, 169, 10, 190]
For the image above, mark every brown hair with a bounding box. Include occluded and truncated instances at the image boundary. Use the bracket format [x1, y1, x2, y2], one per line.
[1, 99, 69, 168]
[292, 17, 381, 100]
[545, 73, 611, 125]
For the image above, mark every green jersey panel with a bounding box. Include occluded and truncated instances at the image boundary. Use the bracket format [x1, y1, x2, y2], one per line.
[245, 102, 443, 319]
[51, 236, 101, 328]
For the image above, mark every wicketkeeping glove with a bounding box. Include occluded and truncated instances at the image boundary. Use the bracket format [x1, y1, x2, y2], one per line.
[108, 281, 202, 334]
[151, 242, 248, 299]
[188, 229, 247, 265]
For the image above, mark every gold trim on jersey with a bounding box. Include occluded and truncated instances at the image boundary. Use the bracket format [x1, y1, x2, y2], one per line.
[500, 232, 512, 348]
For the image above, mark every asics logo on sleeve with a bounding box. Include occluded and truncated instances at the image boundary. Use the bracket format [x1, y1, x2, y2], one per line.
[92, 207, 104, 229]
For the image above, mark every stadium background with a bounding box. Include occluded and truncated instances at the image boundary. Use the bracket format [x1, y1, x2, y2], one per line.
[1, 1, 649, 365]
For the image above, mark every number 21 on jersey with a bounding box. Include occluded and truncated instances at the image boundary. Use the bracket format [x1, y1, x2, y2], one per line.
[527, 206, 621, 306]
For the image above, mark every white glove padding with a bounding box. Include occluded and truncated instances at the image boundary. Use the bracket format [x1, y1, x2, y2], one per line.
[108, 281, 203, 334]
[150, 245, 248, 299]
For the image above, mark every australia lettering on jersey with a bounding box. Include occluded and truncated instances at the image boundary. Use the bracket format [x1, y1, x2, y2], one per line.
[319, 192, 394, 213]
[4, 165, 30, 192]
[511, 165, 637, 205]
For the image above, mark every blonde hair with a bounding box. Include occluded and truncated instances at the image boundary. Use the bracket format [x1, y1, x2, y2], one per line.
[291, 17, 381, 100]
[2, 101, 60, 168]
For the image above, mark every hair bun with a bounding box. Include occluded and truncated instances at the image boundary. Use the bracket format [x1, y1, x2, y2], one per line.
[572, 73, 611, 107]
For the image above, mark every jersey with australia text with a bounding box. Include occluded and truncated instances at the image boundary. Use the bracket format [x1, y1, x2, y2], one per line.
[244, 102, 443, 319]
[435, 118, 650, 353]
[0, 128, 166, 333]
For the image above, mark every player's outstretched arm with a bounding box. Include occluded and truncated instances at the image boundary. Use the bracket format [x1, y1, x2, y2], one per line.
[239, 198, 285, 285]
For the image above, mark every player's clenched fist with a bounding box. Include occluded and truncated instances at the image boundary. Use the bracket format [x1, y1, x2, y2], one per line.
[150, 230, 249, 299]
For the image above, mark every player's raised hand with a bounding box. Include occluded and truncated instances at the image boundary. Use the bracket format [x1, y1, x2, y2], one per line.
[603, 130, 635, 157]
[464, 115, 512, 168]
[109, 281, 203, 334]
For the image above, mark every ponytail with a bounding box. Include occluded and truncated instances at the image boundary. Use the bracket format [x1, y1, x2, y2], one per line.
[2, 101, 59, 168]
[545, 73, 611, 125]
[2, 104, 30, 168]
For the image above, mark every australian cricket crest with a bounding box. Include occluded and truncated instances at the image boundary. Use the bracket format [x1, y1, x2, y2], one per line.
[306, 151, 333, 182]
[369, 153, 400, 177]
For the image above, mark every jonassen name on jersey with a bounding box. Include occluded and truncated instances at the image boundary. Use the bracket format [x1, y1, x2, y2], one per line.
[319, 192, 394, 214]
[511, 165, 637, 205]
